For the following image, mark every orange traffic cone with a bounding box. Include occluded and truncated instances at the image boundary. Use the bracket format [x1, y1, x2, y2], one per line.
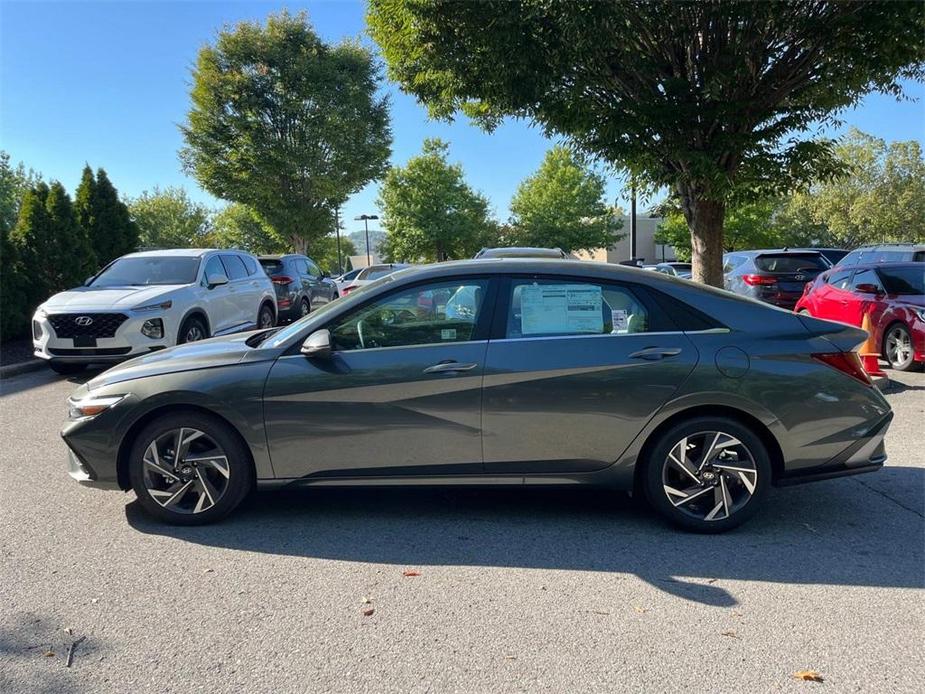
[858, 312, 886, 378]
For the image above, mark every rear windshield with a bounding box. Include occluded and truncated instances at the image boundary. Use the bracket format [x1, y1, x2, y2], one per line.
[259, 259, 284, 275]
[754, 254, 828, 273]
[879, 267, 925, 295]
[90, 256, 200, 286]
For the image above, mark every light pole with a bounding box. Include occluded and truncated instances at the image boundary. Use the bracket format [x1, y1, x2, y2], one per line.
[334, 208, 342, 274]
[354, 214, 378, 267]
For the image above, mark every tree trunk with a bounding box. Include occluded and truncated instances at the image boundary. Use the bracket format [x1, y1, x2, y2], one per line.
[679, 190, 725, 288]
[289, 234, 307, 255]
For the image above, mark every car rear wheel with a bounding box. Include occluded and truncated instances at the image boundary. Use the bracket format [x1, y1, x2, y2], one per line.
[884, 323, 920, 371]
[178, 315, 208, 344]
[643, 417, 771, 532]
[299, 298, 310, 318]
[258, 303, 275, 329]
[128, 412, 253, 525]
[49, 361, 86, 375]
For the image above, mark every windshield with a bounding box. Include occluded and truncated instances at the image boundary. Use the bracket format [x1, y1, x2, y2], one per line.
[262, 273, 401, 349]
[879, 267, 924, 295]
[90, 256, 200, 286]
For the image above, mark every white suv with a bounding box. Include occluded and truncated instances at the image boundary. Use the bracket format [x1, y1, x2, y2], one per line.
[32, 249, 276, 374]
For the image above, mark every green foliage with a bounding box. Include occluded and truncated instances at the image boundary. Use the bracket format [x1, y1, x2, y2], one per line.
[130, 187, 212, 249]
[783, 129, 925, 247]
[306, 234, 357, 274]
[0, 153, 39, 340]
[181, 10, 392, 254]
[508, 146, 623, 254]
[208, 203, 287, 254]
[75, 166, 138, 266]
[378, 139, 497, 261]
[368, 0, 925, 284]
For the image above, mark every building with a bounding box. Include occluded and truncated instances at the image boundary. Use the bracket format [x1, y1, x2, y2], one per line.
[573, 216, 676, 265]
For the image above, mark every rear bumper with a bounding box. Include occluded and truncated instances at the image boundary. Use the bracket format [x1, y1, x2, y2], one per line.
[775, 411, 892, 486]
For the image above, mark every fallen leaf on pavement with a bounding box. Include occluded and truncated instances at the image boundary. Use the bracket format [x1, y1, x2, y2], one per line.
[203, 568, 214, 574]
[504, 654, 517, 660]
[362, 608, 375, 617]
[402, 570, 421, 577]
[361, 597, 372, 604]
[43, 651, 55, 657]
[633, 607, 648, 614]
[793, 670, 824, 682]
[720, 630, 738, 638]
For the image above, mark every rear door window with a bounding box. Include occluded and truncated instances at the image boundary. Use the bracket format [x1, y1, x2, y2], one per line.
[826, 269, 853, 290]
[754, 254, 828, 273]
[220, 255, 248, 281]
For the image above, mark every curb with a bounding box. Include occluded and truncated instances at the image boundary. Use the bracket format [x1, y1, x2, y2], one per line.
[0, 359, 45, 379]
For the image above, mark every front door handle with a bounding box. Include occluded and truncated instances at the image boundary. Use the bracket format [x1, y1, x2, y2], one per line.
[629, 347, 682, 361]
[423, 361, 479, 374]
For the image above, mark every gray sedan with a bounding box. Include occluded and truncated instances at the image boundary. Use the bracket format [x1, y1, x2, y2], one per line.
[62, 260, 892, 532]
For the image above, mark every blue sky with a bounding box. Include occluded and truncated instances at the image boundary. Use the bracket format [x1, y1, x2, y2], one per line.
[3, 0, 924, 235]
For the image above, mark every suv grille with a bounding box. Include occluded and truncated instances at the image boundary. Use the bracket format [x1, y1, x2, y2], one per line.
[48, 313, 128, 339]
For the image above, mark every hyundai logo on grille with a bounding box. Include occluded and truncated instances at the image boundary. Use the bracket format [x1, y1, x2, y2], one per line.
[794, 274, 805, 281]
[75, 316, 94, 326]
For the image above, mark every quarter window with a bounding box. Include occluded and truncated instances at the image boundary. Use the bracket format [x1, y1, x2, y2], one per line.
[850, 269, 883, 292]
[504, 279, 651, 338]
[329, 280, 489, 351]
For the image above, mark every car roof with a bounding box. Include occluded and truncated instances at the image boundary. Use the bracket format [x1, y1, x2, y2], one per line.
[852, 242, 925, 249]
[476, 247, 567, 258]
[123, 248, 219, 259]
[840, 261, 925, 272]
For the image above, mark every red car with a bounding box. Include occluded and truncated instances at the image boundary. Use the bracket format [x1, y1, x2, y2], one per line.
[795, 262, 925, 371]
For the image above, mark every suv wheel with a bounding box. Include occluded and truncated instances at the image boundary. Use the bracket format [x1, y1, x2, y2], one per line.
[643, 416, 771, 532]
[128, 412, 253, 525]
[178, 315, 208, 344]
[258, 303, 275, 329]
[299, 298, 311, 318]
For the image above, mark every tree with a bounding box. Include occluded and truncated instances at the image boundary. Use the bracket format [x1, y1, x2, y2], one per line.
[181, 11, 392, 254]
[783, 129, 925, 247]
[368, 0, 925, 285]
[508, 146, 623, 254]
[208, 203, 287, 254]
[378, 139, 497, 262]
[0, 152, 39, 340]
[75, 166, 138, 265]
[306, 234, 357, 274]
[130, 187, 212, 249]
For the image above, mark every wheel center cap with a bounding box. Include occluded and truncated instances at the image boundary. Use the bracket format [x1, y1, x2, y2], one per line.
[702, 470, 717, 482]
[180, 465, 193, 476]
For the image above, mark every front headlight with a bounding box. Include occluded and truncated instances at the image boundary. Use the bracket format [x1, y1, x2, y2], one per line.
[132, 300, 172, 312]
[913, 308, 925, 323]
[68, 395, 125, 420]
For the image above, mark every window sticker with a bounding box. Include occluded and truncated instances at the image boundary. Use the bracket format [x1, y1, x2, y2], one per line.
[520, 284, 603, 335]
[440, 328, 457, 340]
[611, 309, 628, 334]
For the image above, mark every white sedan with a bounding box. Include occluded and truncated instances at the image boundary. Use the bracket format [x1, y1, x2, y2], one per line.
[32, 249, 276, 374]
[339, 263, 412, 296]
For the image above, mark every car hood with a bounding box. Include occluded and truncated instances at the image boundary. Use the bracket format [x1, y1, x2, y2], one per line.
[41, 285, 184, 311]
[893, 295, 924, 309]
[86, 333, 258, 391]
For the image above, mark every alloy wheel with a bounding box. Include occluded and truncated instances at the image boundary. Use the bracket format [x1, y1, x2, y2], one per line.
[885, 325, 913, 369]
[142, 427, 231, 514]
[300, 299, 310, 317]
[259, 307, 274, 329]
[185, 324, 204, 342]
[661, 431, 758, 522]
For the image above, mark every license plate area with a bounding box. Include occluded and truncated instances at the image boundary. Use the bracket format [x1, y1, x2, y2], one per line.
[73, 335, 97, 348]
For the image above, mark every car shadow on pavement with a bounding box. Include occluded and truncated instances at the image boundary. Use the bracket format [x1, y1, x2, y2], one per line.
[126, 466, 925, 608]
[0, 369, 98, 398]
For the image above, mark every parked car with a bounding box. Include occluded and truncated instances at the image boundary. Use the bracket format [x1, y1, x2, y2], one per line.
[795, 262, 924, 371]
[332, 268, 363, 294]
[340, 263, 411, 296]
[787, 247, 849, 267]
[836, 243, 925, 268]
[474, 247, 568, 259]
[723, 249, 829, 309]
[32, 249, 276, 375]
[63, 259, 892, 532]
[654, 262, 692, 278]
[259, 254, 338, 322]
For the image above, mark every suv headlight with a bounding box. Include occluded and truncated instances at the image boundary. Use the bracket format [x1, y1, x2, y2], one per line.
[132, 300, 172, 312]
[68, 395, 125, 420]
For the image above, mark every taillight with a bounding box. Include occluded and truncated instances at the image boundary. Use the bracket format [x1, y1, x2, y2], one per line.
[272, 275, 293, 286]
[342, 285, 358, 295]
[742, 274, 777, 286]
[812, 352, 872, 386]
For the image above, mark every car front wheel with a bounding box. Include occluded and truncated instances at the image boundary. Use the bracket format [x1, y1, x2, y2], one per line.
[643, 416, 771, 532]
[128, 412, 254, 525]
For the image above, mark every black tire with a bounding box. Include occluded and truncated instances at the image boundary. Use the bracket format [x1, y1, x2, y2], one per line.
[128, 411, 254, 526]
[883, 322, 921, 372]
[258, 303, 276, 329]
[48, 361, 86, 375]
[178, 315, 209, 344]
[298, 298, 311, 318]
[642, 416, 771, 533]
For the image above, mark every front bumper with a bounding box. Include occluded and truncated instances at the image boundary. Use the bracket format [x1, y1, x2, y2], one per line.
[33, 309, 176, 364]
[775, 411, 893, 486]
[65, 442, 120, 489]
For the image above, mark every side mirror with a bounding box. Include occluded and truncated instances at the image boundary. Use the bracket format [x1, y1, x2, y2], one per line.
[207, 273, 228, 289]
[855, 283, 882, 295]
[301, 329, 332, 359]
[321, 270, 330, 279]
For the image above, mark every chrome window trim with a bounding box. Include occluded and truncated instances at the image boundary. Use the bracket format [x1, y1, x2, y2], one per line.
[279, 338, 489, 359]
[490, 328, 729, 344]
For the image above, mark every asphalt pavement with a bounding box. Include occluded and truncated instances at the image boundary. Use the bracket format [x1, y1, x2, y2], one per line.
[1, 367, 923, 693]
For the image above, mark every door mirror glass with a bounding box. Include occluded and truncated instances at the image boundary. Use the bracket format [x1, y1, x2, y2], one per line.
[301, 329, 332, 359]
[207, 273, 228, 288]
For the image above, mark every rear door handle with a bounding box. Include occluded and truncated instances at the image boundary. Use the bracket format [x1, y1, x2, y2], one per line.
[629, 347, 682, 361]
[423, 361, 479, 374]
